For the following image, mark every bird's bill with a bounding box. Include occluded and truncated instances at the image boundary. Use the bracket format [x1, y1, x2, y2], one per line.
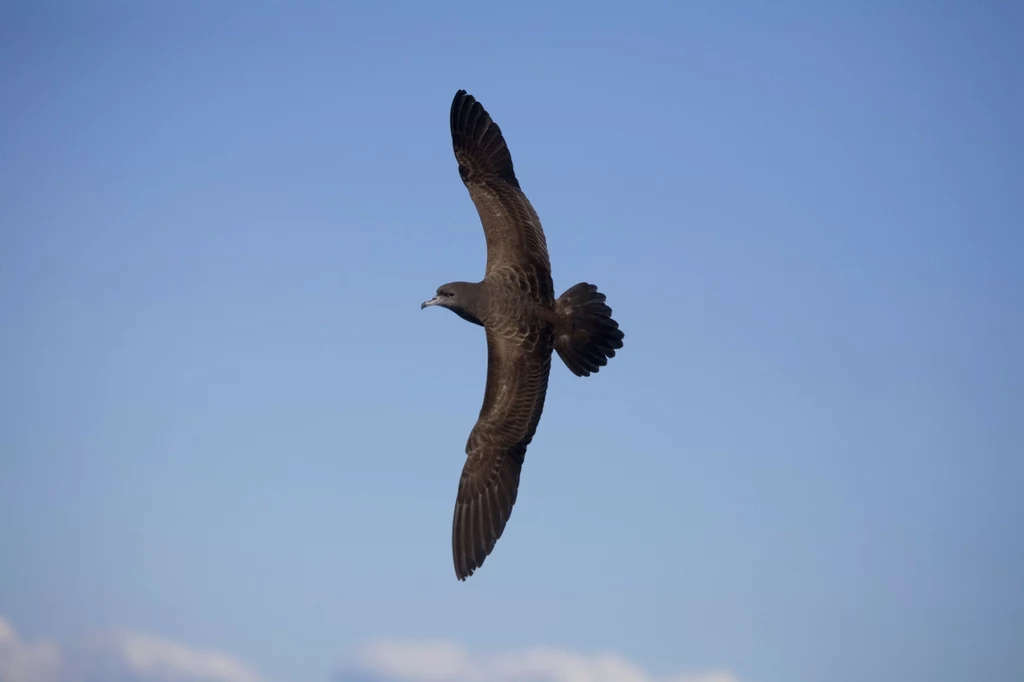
[421, 296, 442, 309]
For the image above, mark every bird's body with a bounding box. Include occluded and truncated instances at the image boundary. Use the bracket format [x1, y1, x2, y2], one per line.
[422, 90, 625, 580]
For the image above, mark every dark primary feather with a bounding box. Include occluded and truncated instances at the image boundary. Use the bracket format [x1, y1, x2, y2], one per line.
[452, 329, 553, 581]
[450, 90, 552, 279]
[450, 89, 520, 190]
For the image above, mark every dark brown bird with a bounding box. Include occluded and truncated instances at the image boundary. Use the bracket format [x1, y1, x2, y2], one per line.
[422, 90, 625, 581]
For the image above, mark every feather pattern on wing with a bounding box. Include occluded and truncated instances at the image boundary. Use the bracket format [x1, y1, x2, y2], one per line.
[450, 90, 552, 284]
[452, 327, 553, 580]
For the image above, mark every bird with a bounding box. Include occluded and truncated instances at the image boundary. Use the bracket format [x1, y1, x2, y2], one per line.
[422, 89, 625, 581]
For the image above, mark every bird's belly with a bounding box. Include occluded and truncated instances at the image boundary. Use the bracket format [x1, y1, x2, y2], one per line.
[483, 304, 554, 352]
[488, 265, 554, 303]
[481, 266, 555, 346]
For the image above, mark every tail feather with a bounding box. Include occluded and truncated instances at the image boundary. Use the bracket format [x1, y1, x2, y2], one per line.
[554, 283, 625, 377]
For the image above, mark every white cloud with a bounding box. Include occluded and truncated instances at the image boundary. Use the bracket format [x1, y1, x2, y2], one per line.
[3, 616, 740, 682]
[0, 616, 260, 682]
[105, 631, 260, 682]
[344, 639, 739, 682]
[0, 618, 62, 682]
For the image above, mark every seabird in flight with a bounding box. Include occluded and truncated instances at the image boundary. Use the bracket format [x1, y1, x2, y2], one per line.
[422, 89, 625, 580]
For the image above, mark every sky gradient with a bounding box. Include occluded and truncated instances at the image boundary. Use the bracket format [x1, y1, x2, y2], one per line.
[1, 2, 1022, 682]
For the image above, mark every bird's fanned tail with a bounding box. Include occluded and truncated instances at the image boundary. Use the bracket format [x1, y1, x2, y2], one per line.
[554, 283, 625, 377]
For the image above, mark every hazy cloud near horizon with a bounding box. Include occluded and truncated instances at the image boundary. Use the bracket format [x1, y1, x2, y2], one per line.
[0, 616, 259, 682]
[1, 616, 739, 682]
[339, 639, 739, 682]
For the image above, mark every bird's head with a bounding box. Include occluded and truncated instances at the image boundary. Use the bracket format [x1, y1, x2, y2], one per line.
[421, 282, 483, 326]
[421, 283, 458, 310]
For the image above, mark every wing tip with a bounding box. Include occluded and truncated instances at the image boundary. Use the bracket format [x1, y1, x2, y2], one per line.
[453, 552, 484, 582]
[450, 89, 475, 136]
[452, 475, 514, 582]
[449, 88, 520, 189]
[452, 500, 488, 582]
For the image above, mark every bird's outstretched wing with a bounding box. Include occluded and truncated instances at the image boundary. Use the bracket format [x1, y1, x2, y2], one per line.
[450, 90, 552, 281]
[452, 327, 553, 580]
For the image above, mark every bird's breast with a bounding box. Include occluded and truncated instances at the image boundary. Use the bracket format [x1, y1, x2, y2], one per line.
[480, 276, 556, 350]
[487, 265, 554, 303]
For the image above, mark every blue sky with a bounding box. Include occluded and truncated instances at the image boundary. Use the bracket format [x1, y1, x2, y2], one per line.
[1, 2, 1021, 681]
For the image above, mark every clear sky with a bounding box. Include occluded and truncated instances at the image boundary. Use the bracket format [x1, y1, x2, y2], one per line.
[1, 2, 1021, 682]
